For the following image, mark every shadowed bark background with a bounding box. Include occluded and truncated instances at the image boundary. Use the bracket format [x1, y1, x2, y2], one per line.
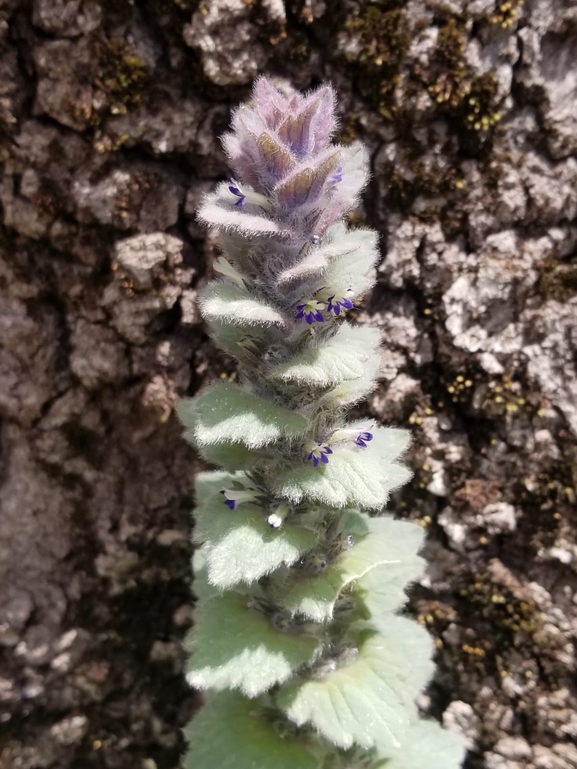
[1, 1, 576, 768]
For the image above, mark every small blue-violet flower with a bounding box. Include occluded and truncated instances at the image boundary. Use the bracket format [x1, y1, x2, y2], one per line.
[220, 488, 263, 510]
[331, 166, 343, 183]
[228, 184, 245, 208]
[228, 181, 272, 211]
[296, 300, 325, 325]
[306, 443, 333, 468]
[327, 289, 355, 316]
[355, 431, 373, 449]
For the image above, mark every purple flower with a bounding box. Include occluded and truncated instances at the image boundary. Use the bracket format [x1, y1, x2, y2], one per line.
[346, 535, 355, 548]
[296, 300, 325, 325]
[220, 488, 262, 509]
[228, 184, 245, 208]
[327, 289, 355, 316]
[306, 443, 333, 468]
[220, 490, 237, 510]
[331, 166, 343, 183]
[355, 431, 373, 449]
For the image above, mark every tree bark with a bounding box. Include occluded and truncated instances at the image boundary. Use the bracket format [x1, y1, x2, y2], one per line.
[1, 1, 576, 768]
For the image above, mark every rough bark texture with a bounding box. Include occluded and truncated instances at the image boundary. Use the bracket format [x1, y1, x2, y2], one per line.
[1, 1, 576, 768]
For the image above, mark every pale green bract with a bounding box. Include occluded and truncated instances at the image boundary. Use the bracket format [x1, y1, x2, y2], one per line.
[200, 282, 286, 327]
[183, 692, 322, 769]
[178, 382, 308, 449]
[318, 228, 380, 300]
[185, 592, 321, 696]
[269, 326, 381, 387]
[271, 427, 412, 509]
[375, 720, 467, 769]
[191, 549, 220, 602]
[277, 617, 434, 752]
[196, 440, 258, 471]
[272, 512, 424, 621]
[280, 226, 379, 303]
[180, 78, 465, 769]
[194, 486, 317, 588]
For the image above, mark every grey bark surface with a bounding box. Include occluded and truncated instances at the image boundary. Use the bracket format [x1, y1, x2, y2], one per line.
[1, 1, 576, 768]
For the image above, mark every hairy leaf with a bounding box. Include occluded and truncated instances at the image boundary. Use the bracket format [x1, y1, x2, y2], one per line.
[201, 282, 285, 328]
[185, 592, 320, 696]
[278, 617, 434, 752]
[352, 421, 411, 458]
[200, 282, 286, 328]
[192, 548, 220, 602]
[269, 325, 380, 387]
[321, 228, 379, 298]
[376, 720, 466, 769]
[195, 488, 317, 588]
[198, 182, 284, 238]
[195, 470, 236, 506]
[210, 320, 274, 362]
[355, 549, 425, 618]
[320, 354, 382, 408]
[278, 224, 378, 295]
[199, 441, 260, 471]
[183, 691, 322, 769]
[277, 247, 331, 286]
[272, 426, 411, 509]
[178, 383, 308, 449]
[313, 143, 370, 235]
[275, 512, 424, 621]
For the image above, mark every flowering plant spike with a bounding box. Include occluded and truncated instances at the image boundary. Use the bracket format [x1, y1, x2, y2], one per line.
[178, 78, 466, 769]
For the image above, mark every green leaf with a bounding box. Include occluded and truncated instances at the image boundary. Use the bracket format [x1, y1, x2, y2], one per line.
[183, 691, 322, 769]
[274, 513, 424, 621]
[375, 720, 466, 769]
[195, 488, 317, 588]
[185, 593, 321, 696]
[269, 325, 381, 387]
[178, 383, 308, 449]
[200, 282, 286, 327]
[278, 617, 434, 752]
[271, 426, 411, 510]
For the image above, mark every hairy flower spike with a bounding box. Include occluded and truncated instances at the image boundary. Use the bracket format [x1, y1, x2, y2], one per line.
[180, 79, 466, 769]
